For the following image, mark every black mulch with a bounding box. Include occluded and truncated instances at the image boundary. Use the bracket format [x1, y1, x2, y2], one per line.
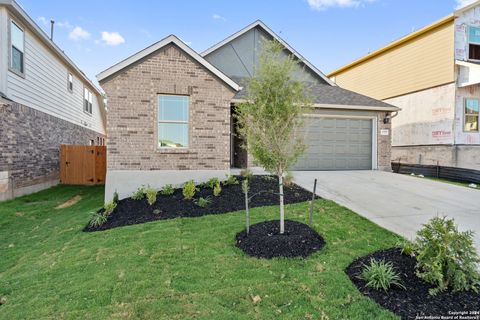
[346, 248, 480, 320]
[85, 175, 317, 232]
[235, 220, 325, 259]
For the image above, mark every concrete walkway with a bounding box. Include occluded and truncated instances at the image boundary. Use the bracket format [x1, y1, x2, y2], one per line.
[292, 171, 480, 253]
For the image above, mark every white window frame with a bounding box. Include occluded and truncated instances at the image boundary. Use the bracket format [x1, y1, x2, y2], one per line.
[464, 98, 479, 132]
[157, 94, 189, 149]
[9, 19, 25, 77]
[67, 73, 73, 92]
[84, 88, 93, 114]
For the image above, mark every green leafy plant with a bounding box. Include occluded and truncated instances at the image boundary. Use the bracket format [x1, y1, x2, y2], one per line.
[183, 180, 197, 200]
[213, 181, 222, 197]
[113, 190, 119, 203]
[103, 201, 117, 216]
[153, 209, 161, 215]
[414, 216, 480, 295]
[89, 212, 107, 228]
[195, 197, 212, 208]
[283, 172, 294, 187]
[223, 175, 239, 186]
[206, 177, 220, 189]
[242, 179, 250, 194]
[160, 184, 174, 196]
[144, 187, 158, 206]
[132, 186, 146, 200]
[360, 258, 405, 291]
[397, 239, 416, 257]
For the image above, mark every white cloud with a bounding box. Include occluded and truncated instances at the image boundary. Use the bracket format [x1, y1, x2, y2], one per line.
[100, 31, 125, 46]
[307, 0, 376, 10]
[57, 21, 73, 29]
[212, 14, 227, 22]
[456, 0, 476, 9]
[37, 16, 48, 26]
[69, 26, 91, 41]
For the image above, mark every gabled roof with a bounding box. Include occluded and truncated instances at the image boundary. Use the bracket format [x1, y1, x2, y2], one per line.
[455, 0, 480, 15]
[0, 0, 103, 96]
[96, 35, 241, 91]
[201, 20, 336, 86]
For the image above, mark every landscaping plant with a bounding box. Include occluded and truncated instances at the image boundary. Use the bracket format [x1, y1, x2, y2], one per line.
[113, 190, 119, 203]
[183, 180, 197, 200]
[223, 175, 239, 186]
[144, 187, 158, 206]
[204, 177, 220, 189]
[103, 201, 117, 216]
[235, 39, 311, 234]
[283, 172, 294, 187]
[413, 216, 480, 295]
[132, 186, 146, 200]
[360, 258, 405, 291]
[89, 212, 107, 228]
[195, 197, 212, 208]
[213, 181, 222, 197]
[160, 184, 174, 196]
[240, 168, 253, 181]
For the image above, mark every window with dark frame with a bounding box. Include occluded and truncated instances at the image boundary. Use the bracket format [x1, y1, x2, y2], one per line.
[469, 26, 480, 61]
[10, 20, 24, 74]
[68, 73, 73, 92]
[84, 88, 93, 114]
[465, 98, 479, 132]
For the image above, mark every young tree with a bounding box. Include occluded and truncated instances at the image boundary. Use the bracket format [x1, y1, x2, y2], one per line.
[235, 39, 312, 234]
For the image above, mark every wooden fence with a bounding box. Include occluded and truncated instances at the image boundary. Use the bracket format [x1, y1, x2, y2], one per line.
[60, 145, 106, 185]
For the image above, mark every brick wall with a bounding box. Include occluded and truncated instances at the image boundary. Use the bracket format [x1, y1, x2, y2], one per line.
[0, 101, 104, 199]
[378, 112, 392, 171]
[100, 44, 236, 171]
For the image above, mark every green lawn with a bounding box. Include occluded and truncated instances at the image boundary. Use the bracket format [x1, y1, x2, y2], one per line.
[406, 174, 479, 190]
[0, 185, 402, 319]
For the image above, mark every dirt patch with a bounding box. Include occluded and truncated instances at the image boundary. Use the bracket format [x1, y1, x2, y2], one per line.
[346, 248, 480, 320]
[55, 195, 82, 209]
[235, 220, 325, 259]
[84, 175, 317, 232]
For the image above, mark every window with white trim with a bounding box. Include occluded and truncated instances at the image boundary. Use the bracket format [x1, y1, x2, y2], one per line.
[68, 73, 73, 92]
[10, 20, 24, 74]
[158, 95, 189, 148]
[469, 26, 480, 61]
[84, 88, 93, 114]
[465, 98, 479, 132]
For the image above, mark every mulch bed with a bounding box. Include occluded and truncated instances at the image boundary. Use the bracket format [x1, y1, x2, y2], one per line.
[85, 175, 316, 232]
[235, 220, 325, 259]
[346, 248, 480, 320]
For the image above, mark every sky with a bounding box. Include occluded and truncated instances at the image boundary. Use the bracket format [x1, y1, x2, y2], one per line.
[16, 0, 476, 87]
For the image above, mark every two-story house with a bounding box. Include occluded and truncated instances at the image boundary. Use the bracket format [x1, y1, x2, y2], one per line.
[328, 1, 480, 171]
[0, 0, 106, 200]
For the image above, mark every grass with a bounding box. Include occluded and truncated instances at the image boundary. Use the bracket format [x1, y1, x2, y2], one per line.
[405, 174, 478, 190]
[0, 185, 402, 319]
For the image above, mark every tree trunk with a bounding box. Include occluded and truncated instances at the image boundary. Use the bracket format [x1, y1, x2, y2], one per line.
[279, 174, 285, 234]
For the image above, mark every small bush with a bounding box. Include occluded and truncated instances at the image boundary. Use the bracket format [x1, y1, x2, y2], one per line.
[183, 180, 197, 200]
[153, 209, 161, 215]
[160, 184, 174, 196]
[283, 172, 294, 187]
[240, 168, 253, 181]
[205, 177, 220, 189]
[195, 197, 212, 208]
[397, 239, 416, 257]
[213, 181, 222, 197]
[414, 216, 480, 295]
[360, 258, 405, 291]
[89, 212, 107, 228]
[144, 187, 158, 206]
[223, 175, 239, 186]
[103, 201, 117, 216]
[132, 186, 145, 200]
[113, 190, 119, 203]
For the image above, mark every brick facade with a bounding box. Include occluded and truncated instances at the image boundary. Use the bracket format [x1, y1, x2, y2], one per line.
[377, 112, 392, 171]
[100, 44, 236, 171]
[0, 101, 104, 200]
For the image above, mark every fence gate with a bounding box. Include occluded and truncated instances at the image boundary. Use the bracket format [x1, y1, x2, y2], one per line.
[60, 145, 106, 185]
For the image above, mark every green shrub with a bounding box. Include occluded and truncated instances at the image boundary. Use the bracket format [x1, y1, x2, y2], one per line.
[183, 180, 197, 200]
[240, 168, 253, 181]
[89, 212, 107, 228]
[113, 190, 119, 203]
[414, 216, 480, 295]
[283, 172, 294, 187]
[132, 186, 145, 200]
[195, 197, 212, 208]
[397, 239, 416, 257]
[213, 181, 222, 197]
[160, 184, 174, 196]
[144, 187, 158, 206]
[104, 201, 117, 216]
[205, 177, 220, 189]
[360, 258, 405, 291]
[223, 175, 239, 186]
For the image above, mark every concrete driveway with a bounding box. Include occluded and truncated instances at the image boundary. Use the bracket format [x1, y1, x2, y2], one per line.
[292, 171, 480, 252]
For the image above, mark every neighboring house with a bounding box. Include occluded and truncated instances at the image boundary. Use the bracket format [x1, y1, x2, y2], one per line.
[0, 0, 106, 200]
[328, 2, 480, 171]
[97, 20, 398, 201]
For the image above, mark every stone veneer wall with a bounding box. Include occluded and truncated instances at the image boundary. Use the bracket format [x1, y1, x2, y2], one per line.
[0, 101, 104, 200]
[100, 44, 236, 171]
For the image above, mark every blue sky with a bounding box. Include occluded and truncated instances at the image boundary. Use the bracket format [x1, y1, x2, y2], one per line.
[18, 0, 473, 86]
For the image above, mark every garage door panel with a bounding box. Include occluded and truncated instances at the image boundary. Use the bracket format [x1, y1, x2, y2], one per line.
[292, 117, 373, 171]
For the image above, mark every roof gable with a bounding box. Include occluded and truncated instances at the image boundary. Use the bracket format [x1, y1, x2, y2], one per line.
[96, 35, 240, 91]
[202, 20, 336, 86]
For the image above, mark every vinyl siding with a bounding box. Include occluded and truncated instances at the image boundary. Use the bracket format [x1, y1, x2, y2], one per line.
[332, 20, 455, 100]
[4, 12, 105, 135]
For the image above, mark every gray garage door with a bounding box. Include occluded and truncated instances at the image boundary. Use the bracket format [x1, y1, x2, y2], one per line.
[292, 117, 373, 171]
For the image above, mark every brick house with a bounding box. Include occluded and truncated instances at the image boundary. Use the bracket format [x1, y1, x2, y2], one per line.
[0, 0, 106, 200]
[97, 21, 398, 201]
